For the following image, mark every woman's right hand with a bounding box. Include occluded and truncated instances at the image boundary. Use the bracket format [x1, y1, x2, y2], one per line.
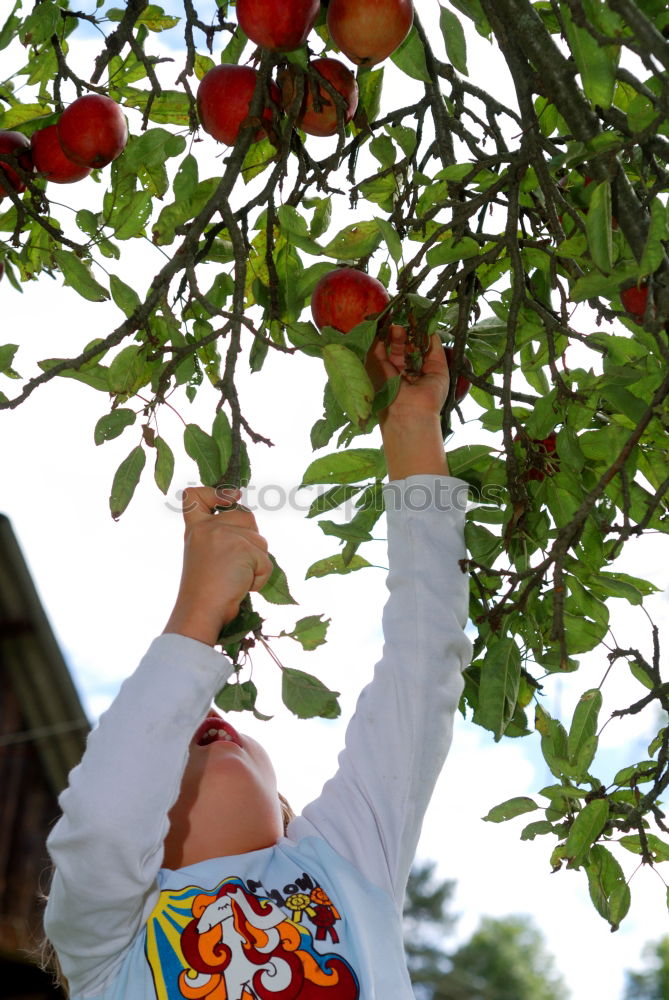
[162, 486, 273, 646]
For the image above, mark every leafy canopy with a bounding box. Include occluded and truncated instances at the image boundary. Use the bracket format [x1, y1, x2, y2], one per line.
[2, 0, 669, 928]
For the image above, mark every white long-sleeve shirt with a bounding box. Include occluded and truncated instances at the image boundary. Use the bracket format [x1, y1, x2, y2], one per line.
[45, 475, 472, 1000]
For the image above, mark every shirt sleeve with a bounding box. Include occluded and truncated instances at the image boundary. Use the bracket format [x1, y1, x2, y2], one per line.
[44, 632, 232, 998]
[290, 474, 473, 905]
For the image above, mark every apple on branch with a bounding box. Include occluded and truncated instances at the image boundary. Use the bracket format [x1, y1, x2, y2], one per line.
[57, 94, 128, 169]
[237, 0, 320, 51]
[280, 58, 358, 137]
[31, 125, 91, 184]
[621, 282, 650, 320]
[0, 130, 33, 198]
[515, 431, 559, 482]
[197, 65, 280, 146]
[311, 267, 390, 333]
[327, 0, 414, 66]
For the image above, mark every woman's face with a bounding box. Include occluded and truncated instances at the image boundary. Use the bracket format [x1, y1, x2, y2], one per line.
[162, 709, 284, 869]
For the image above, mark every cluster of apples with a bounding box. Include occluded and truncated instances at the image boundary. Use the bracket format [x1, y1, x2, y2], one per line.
[197, 0, 414, 144]
[0, 94, 127, 199]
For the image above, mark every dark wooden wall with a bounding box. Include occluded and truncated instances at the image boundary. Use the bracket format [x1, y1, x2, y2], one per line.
[0, 665, 64, 998]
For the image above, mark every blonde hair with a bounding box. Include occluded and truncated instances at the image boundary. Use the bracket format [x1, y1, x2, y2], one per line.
[39, 792, 296, 997]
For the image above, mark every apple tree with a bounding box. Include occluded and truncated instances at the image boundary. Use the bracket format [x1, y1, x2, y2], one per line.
[1, 0, 669, 927]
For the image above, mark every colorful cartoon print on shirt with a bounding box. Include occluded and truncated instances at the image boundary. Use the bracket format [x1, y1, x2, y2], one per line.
[146, 874, 359, 1000]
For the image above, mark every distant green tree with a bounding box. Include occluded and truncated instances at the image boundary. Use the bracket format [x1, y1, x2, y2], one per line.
[403, 861, 458, 998]
[441, 915, 569, 1000]
[624, 937, 669, 1000]
[404, 863, 569, 1000]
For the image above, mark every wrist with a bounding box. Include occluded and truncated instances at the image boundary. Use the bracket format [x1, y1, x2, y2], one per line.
[380, 413, 449, 481]
[163, 598, 240, 647]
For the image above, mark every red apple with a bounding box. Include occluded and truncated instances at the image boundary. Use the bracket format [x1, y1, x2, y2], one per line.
[57, 95, 128, 168]
[621, 283, 648, 319]
[31, 125, 92, 183]
[443, 347, 473, 404]
[0, 130, 32, 198]
[237, 0, 320, 51]
[327, 0, 414, 66]
[311, 267, 390, 333]
[281, 58, 358, 137]
[197, 65, 280, 146]
[515, 432, 559, 482]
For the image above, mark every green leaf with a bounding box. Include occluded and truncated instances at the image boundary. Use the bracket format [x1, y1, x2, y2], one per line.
[113, 190, 153, 240]
[521, 820, 556, 841]
[476, 638, 521, 740]
[310, 197, 332, 239]
[94, 408, 136, 445]
[108, 345, 152, 395]
[212, 410, 233, 479]
[535, 704, 570, 779]
[184, 424, 222, 486]
[123, 88, 191, 126]
[639, 197, 668, 276]
[483, 796, 538, 823]
[302, 448, 385, 486]
[390, 25, 430, 81]
[307, 485, 361, 518]
[586, 844, 631, 930]
[20, 0, 61, 45]
[305, 553, 371, 578]
[109, 275, 141, 318]
[565, 799, 610, 868]
[585, 181, 613, 273]
[220, 25, 248, 65]
[356, 66, 384, 122]
[52, 250, 109, 303]
[427, 236, 480, 267]
[135, 4, 180, 30]
[154, 435, 174, 495]
[280, 614, 330, 651]
[322, 343, 374, 428]
[152, 177, 219, 245]
[619, 834, 669, 863]
[374, 216, 403, 263]
[259, 554, 297, 606]
[562, 5, 619, 109]
[0, 343, 19, 376]
[321, 221, 381, 260]
[439, 5, 468, 75]
[567, 688, 602, 771]
[282, 667, 340, 719]
[0, 6, 21, 53]
[215, 678, 271, 720]
[109, 446, 145, 520]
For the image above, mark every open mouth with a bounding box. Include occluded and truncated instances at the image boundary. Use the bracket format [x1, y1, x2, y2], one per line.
[194, 715, 243, 749]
